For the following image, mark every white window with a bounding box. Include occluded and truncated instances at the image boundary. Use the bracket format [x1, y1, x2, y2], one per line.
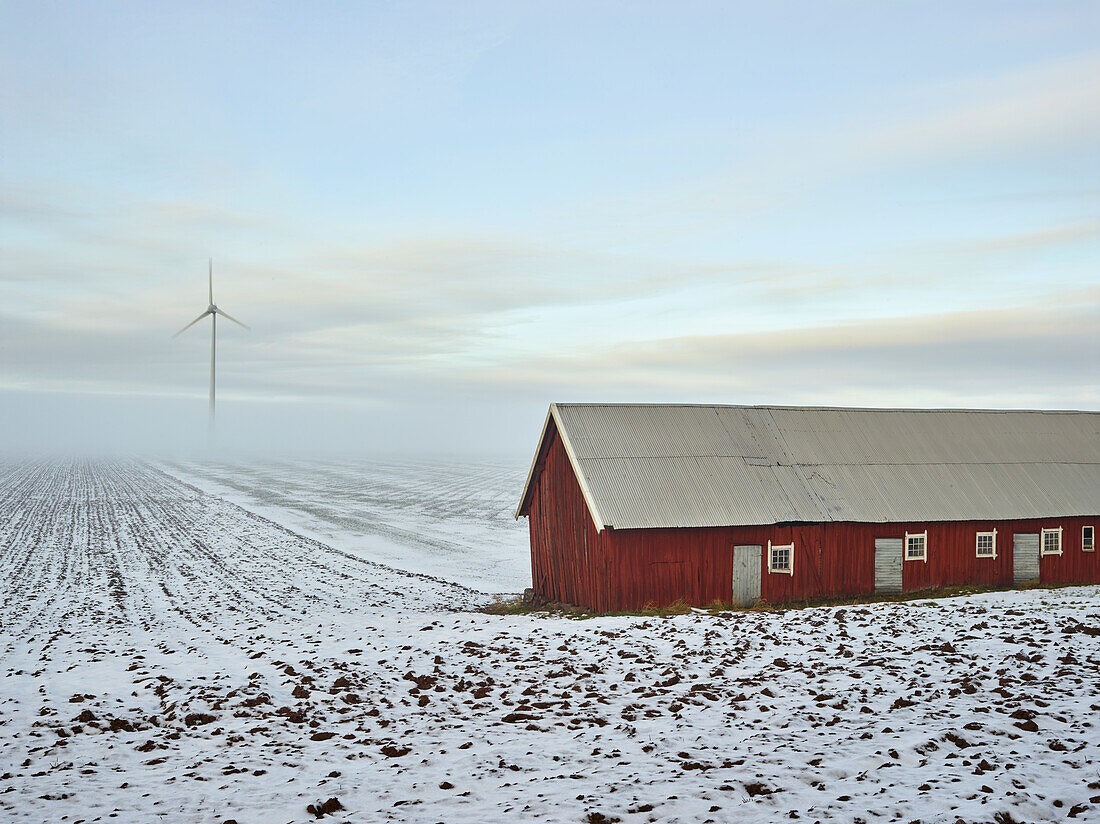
[975, 530, 997, 559]
[1041, 527, 1062, 556]
[1083, 526, 1094, 553]
[768, 541, 793, 575]
[905, 531, 927, 562]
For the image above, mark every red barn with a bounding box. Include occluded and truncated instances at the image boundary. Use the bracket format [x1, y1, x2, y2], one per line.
[515, 404, 1100, 612]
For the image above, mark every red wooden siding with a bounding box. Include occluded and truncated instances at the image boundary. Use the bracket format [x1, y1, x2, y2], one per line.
[526, 439, 1100, 611]
[882, 517, 1099, 591]
[598, 523, 876, 610]
[598, 527, 733, 612]
[527, 420, 603, 609]
[1034, 520, 1099, 585]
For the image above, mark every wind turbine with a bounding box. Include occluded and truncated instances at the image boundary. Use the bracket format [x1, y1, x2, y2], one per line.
[174, 260, 250, 436]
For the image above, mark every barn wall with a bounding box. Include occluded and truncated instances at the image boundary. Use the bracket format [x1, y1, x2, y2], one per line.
[596, 527, 732, 613]
[597, 522, 875, 611]
[875, 516, 1100, 591]
[1021, 517, 1097, 586]
[890, 519, 1015, 591]
[529, 504, 1099, 611]
[817, 523, 877, 598]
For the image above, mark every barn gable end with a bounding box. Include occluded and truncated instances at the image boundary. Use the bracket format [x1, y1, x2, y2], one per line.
[525, 417, 605, 609]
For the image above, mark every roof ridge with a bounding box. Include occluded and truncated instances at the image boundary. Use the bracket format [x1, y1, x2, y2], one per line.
[551, 402, 1098, 415]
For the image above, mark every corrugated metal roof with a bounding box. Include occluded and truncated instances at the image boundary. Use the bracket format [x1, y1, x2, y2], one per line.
[516, 404, 1100, 530]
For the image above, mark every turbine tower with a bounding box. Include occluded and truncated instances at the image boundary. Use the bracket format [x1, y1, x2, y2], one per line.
[174, 260, 250, 437]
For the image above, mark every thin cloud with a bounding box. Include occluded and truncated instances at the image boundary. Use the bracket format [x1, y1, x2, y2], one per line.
[557, 50, 1100, 241]
[948, 219, 1100, 254]
[857, 51, 1100, 163]
[473, 300, 1100, 403]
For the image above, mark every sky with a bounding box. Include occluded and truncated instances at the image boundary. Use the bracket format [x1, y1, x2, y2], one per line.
[2, 1, 1098, 457]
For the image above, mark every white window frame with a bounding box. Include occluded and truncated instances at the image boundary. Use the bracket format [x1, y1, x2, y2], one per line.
[975, 529, 997, 559]
[1041, 527, 1062, 557]
[905, 531, 927, 563]
[767, 540, 794, 575]
[1082, 525, 1094, 553]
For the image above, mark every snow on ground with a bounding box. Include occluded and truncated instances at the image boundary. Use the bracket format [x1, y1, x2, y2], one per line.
[160, 456, 530, 593]
[1, 458, 1099, 824]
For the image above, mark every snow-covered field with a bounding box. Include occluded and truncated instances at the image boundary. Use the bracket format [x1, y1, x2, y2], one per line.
[1, 458, 1099, 824]
[160, 456, 530, 593]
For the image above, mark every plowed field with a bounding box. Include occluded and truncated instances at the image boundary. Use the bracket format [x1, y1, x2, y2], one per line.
[1, 459, 1098, 823]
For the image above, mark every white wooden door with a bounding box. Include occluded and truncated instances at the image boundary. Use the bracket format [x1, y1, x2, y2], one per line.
[732, 545, 762, 606]
[874, 538, 902, 594]
[1013, 533, 1040, 584]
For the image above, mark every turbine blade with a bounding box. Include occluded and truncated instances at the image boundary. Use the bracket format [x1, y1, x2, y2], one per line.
[209, 259, 213, 304]
[173, 309, 212, 337]
[214, 307, 250, 330]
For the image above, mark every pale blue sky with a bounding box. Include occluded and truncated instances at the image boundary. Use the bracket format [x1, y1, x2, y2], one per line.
[2, 1, 1098, 454]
